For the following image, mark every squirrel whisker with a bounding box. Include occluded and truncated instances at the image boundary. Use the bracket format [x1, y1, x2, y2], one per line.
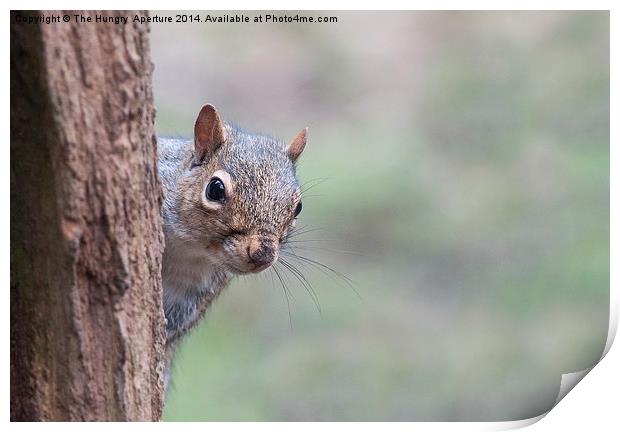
[299, 177, 330, 194]
[278, 258, 322, 316]
[280, 250, 361, 301]
[271, 264, 294, 329]
[283, 243, 362, 256]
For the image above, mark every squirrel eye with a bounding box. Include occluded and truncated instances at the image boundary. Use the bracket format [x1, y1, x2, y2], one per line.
[294, 201, 302, 217]
[206, 178, 226, 202]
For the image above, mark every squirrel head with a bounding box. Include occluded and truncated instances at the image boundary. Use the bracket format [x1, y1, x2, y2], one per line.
[175, 104, 307, 275]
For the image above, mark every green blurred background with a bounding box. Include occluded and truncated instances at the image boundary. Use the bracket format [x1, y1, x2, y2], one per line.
[151, 11, 609, 421]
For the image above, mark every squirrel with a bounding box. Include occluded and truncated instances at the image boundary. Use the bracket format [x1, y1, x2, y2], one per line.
[157, 104, 307, 395]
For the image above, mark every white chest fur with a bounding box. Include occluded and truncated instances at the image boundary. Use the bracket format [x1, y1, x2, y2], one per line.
[161, 235, 230, 339]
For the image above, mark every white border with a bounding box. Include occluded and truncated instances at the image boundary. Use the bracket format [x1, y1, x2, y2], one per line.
[3, 1, 617, 429]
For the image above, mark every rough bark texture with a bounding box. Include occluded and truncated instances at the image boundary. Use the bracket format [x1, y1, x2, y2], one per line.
[10, 10, 165, 421]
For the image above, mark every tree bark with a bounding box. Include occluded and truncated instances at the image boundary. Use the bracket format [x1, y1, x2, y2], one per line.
[10, 10, 165, 421]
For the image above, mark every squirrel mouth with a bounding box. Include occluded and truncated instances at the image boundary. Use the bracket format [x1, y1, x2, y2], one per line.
[224, 261, 275, 275]
[247, 261, 275, 274]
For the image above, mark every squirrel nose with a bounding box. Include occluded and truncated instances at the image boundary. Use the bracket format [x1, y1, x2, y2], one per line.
[247, 238, 277, 270]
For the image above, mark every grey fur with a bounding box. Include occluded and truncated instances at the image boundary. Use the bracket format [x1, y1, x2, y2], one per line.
[157, 122, 303, 395]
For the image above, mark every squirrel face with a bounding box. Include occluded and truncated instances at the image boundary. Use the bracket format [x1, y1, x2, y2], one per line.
[176, 104, 307, 275]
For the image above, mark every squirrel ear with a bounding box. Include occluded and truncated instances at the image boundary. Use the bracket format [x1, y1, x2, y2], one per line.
[194, 104, 226, 164]
[286, 127, 308, 162]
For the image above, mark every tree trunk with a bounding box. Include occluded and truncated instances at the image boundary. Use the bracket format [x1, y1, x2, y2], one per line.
[10, 10, 165, 421]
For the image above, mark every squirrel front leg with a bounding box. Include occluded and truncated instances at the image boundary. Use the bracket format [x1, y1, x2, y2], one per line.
[162, 293, 213, 399]
[163, 341, 177, 398]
